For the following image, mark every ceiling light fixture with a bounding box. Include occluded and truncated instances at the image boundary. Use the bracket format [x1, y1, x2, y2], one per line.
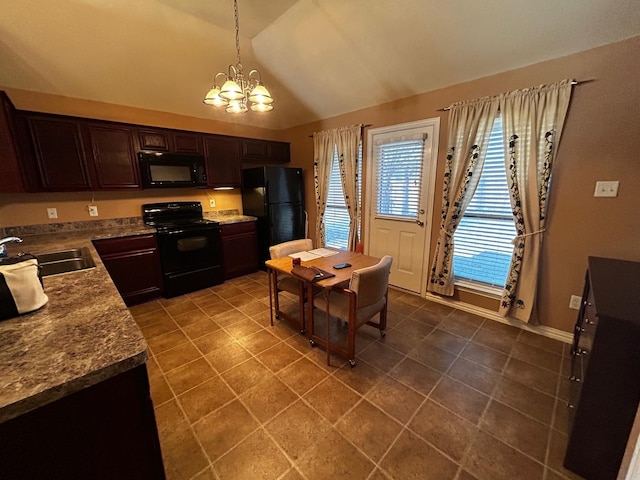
[203, 0, 273, 113]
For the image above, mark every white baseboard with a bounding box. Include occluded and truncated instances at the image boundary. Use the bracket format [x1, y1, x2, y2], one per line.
[422, 292, 574, 345]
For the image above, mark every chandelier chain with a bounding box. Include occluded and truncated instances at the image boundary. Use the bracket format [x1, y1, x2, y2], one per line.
[234, 0, 242, 69]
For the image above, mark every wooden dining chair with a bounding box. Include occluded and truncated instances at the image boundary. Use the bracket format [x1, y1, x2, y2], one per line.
[269, 238, 314, 332]
[313, 255, 393, 366]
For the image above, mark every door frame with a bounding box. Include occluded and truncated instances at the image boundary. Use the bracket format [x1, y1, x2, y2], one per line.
[364, 117, 440, 297]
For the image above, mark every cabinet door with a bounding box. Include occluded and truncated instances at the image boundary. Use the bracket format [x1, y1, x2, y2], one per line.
[204, 135, 241, 187]
[93, 234, 163, 305]
[241, 138, 268, 161]
[0, 92, 27, 192]
[267, 141, 291, 163]
[174, 132, 203, 154]
[138, 128, 171, 152]
[88, 124, 139, 189]
[221, 222, 258, 279]
[27, 115, 91, 190]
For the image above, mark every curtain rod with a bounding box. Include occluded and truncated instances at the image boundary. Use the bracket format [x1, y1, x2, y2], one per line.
[307, 124, 372, 138]
[435, 79, 593, 112]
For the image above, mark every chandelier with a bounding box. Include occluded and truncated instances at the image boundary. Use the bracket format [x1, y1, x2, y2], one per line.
[203, 0, 273, 113]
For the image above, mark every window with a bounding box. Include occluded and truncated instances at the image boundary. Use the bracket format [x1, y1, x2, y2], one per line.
[375, 138, 425, 219]
[452, 115, 517, 289]
[324, 144, 362, 249]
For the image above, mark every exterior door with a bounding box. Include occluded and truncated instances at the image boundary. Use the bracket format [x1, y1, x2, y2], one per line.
[365, 118, 439, 294]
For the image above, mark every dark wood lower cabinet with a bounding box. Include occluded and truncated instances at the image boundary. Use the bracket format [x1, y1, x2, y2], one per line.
[93, 234, 163, 306]
[221, 221, 259, 279]
[564, 256, 640, 480]
[0, 365, 166, 480]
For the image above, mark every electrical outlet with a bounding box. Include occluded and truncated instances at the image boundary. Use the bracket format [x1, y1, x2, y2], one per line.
[209, 198, 216, 208]
[594, 180, 619, 197]
[569, 295, 582, 310]
[47, 207, 58, 219]
[88, 205, 99, 217]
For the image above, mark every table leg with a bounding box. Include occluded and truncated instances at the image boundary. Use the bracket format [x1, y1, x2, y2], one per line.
[268, 268, 275, 327]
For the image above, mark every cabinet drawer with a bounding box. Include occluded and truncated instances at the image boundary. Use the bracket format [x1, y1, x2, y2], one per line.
[93, 233, 157, 255]
[220, 221, 256, 237]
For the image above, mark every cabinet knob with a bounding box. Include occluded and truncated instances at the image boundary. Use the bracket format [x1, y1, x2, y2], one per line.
[585, 319, 595, 325]
[570, 375, 581, 382]
[567, 403, 575, 409]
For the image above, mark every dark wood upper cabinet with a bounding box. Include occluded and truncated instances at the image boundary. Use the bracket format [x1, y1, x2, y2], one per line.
[268, 141, 291, 163]
[138, 128, 171, 152]
[0, 92, 28, 193]
[174, 132, 202, 154]
[27, 115, 91, 191]
[204, 135, 241, 188]
[87, 123, 139, 189]
[241, 138, 268, 161]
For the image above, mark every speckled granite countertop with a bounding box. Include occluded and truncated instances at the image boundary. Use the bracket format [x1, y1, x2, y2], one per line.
[0, 225, 154, 423]
[206, 214, 257, 225]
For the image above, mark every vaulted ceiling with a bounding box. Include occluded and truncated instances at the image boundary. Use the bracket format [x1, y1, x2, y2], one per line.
[1, 0, 639, 131]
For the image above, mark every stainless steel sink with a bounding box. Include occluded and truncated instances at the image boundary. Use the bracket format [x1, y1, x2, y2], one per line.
[36, 247, 96, 276]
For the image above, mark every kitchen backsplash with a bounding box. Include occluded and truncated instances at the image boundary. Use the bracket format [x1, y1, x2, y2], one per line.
[0, 210, 241, 237]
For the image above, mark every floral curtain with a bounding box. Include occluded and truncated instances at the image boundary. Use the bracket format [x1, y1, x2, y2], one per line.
[335, 125, 362, 251]
[499, 80, 573, 322]
[313, 130, 334, 247]
[428, 97, 500, 295]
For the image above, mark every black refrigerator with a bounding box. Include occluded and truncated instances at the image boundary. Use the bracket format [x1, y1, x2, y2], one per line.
[241, 166, 306, 265]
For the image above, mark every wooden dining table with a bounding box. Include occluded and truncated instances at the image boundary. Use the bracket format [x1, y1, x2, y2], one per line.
[265, 249, 382, 360]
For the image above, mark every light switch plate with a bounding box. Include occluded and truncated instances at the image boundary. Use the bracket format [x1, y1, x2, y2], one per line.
[47, 207, 58, 219]
[594, 181, 619, 197]
[88, 205, 99, 217]
[209, 198, 216, 208]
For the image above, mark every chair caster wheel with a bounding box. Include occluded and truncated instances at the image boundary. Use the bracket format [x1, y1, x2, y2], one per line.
[380, 330, 386, 338]
[309, 339, 316, 347]
[275, 315, 280, 320]
[348, 359, 356, 368]
[299, 329, 306, 335]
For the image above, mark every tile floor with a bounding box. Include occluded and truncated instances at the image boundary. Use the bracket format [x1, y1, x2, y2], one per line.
[129, 270, 583, 480]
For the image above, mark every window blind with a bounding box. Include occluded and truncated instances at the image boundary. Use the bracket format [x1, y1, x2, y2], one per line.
[453, 116, 517, 288]
[375, 138, 425, 219]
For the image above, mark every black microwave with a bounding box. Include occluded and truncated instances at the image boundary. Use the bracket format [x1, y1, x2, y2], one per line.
[138, 152, 207, 188]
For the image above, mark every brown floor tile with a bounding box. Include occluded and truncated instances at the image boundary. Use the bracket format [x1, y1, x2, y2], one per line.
[553, 398, 571, 435]
[296, 428, 376, 480]
[280, 467, 305, 480]
[155, 342, 202, 373]
[146, 329, 189, 355]
[214, 428, 291, 480]
[238, 299, 271, 316]
[425, 328, 469, 355]
[389, 357, 442, 395]
[224, 316, 263, 339]
[480, 400, 550, 462]
[277, 357, 329, 395]
[518, 330, 565, 355]
[493, 377, 556, 425]
[431, 376, 490, 424]
[206, 341, 252, 373]
[241, 375, 298, 423]
[193, 399, 260, 462]
[155, 400, 209, 480]
[199, 300, 236, 318]
[394, 317, 435, 339]
[438, 315, 482, 339]
[221, 357, 272, 395]
[337, 400, 403, 461]
[129, 299, 163, 317]
[181, 316, 221, 340]
[447, 357, 501, 395]
[226, 292, 256, 308]
[149, 371, 174, 406]
[546, 429, 584, 480]
[357, 342, 406, 372]
[407, 308, 442, 326]
[380, 329, 423, 355]
[472, 326, 517, 354]
[165, 357, 216, 396]
[380, 429, 459, 480]
[510, 341, 563, 373]
[463, 430, 544, 480]
[333, 360, 386, 395]
[238, 328, 280, 354]
[192, 328, 235, 355]
[422, 301, 455, 316]
[408, 341, 457, 373]
[162, 297, 199, 317]
[135, 307, 172, 328]
[265, 400, 332, 461]
[190, 466, 217, 480]
[172, 307, 211, 327]
[303, 375, 362, 424]
[389, 299, 420, 317]
[257, 341, 304, 373]
[503, 357, 559, 396]
[178, 375, 236, 423]
[141, 316, 179, 339]
[461, 341, 509, 372]
[366, 376, 425, 424]
[409, 399, 479, 462]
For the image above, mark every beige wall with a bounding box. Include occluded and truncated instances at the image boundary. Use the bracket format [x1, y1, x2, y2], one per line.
[2, 36, 638, 333]
[280, 36, 640, 333]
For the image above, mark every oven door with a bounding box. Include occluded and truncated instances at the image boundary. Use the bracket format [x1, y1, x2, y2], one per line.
[156, 226, 223, 297]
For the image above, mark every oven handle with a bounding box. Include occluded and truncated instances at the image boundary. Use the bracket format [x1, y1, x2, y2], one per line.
[157, 227, 220, 236]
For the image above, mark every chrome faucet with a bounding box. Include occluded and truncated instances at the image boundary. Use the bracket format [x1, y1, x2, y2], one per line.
[0, 237, 23, 258]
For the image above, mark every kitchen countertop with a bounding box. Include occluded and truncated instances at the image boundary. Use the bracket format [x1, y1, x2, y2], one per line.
[0, 225, 154, 423]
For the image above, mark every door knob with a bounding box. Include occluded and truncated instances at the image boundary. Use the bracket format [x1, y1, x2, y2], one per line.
[416, 220, 424, 227]
[419, 209, 425, 214]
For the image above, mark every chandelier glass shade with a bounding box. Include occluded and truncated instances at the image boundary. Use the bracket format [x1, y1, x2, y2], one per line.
[203, 0, 273, 113]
